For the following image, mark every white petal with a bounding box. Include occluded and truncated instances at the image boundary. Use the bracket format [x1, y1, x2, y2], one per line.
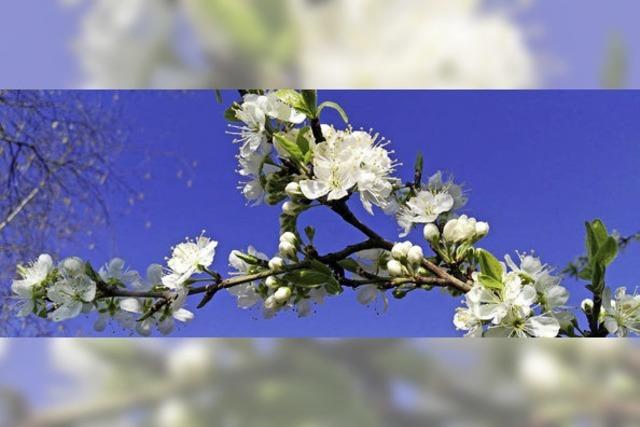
[525, 316, 560, 338]
[299, 180, 329, 200]
[172, 308, 194, 323]
[119, 298, 142, 314]
[356, 285, 378, 306]
[50, 302, 83, 322]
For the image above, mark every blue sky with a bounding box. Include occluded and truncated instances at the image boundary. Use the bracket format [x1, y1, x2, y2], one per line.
[43, 90, 640, 337]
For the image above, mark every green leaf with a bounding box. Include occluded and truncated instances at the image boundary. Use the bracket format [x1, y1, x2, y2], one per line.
[477, 273, 504, 290]
[301, 90, 318, 116]
[274, 89, 308, 114]
[273, 132, 304, 163]
[477, 249, 503, 282]
[295, 126, 311, 158]
[284, 269, 327, 287]
[338, 259, 360, 274]
[233, 252, 263, 266]
[595, 236, 618, 267]
[317, 101, 349, 123]
[585, 219, 609, 257]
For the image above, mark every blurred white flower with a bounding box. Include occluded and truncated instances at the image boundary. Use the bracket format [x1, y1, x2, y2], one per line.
[227, 246, 267, 309]
[48, 275, 97, 321]
[602, 287, 640, 337]
[12, 254, 54, 316]
[99, 258, 142, 288]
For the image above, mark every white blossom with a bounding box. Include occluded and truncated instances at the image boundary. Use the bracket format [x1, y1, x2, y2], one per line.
[455, 253, 566, 338]
[48, 274, 97, 322]
[99, 258, 141, 288]
[227, 246, 267, 309]
[299, 128, 397, 213]
[484, 313, 560, 338]
[602, 287, 640, 337]
[229, 92, 306, 158]
[12, 254, 54, 317]
[396, 190, 454, 237]
[163, 234, 218, 288]
[426, 171, 467, 210]
[296, 288, 327, 317]
[505, 252, 569, 311]
[356, 285, 389, 313]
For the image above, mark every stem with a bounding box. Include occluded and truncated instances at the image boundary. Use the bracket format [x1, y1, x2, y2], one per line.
[310, 117, 325, 143]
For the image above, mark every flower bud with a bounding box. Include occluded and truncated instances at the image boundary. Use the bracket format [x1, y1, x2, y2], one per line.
[423, 223, 440, 243]
[265, 276, 279, 289]
[387, 259, 404, 277]
[581, 298, 594, 313]
[274, 286, 292, 303]
[268, 256, 284, 271]
[278, 241, 296, 257]
[285, 182, 302, 196]
[443, 215, 477, 244]
[391, 241, 412, 260]
[407, 245, 424, 265]
[61, 256, 84, 276]
[264, 295, 277, 310]
[279, 232, 297, 244]
[475, 221, 490, 238]
[282, 201, 298, 216]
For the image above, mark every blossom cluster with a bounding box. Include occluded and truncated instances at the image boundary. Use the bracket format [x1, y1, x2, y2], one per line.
[453, 252, 571, 337]
[11, 233, 219, 336]
[583, 287, 640, 337]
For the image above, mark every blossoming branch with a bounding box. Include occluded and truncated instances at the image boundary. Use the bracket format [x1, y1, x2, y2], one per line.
[10, 90, 637, 337]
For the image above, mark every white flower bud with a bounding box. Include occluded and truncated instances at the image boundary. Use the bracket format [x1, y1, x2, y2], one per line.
[265, 276, 279, 289]
[581, 298, 594, 313]
[475, 221, 490, 238]
[387, 259, 404, 277]
[443, 215, 477, 244]
[268, 256, 284, 271]
[282, 201, 298, 216]
[423, 223, 440, 243]
[61, 257, 84, 276]
[279, 232, 297, 244]
[391, 241, 412, 260]
[407, 245, 424, 265]
[285, 182, 302, 196]
[274, 286, 292, 303]
[278, 241, 296, 257]
[264, 295, 277, 310]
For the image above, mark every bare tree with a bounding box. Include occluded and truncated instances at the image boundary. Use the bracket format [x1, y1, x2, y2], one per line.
[0, 90, 129, 336]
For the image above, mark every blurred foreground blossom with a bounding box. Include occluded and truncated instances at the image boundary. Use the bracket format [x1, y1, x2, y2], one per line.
[64, 0, 536, 88]
[2, 339, 640, 426]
